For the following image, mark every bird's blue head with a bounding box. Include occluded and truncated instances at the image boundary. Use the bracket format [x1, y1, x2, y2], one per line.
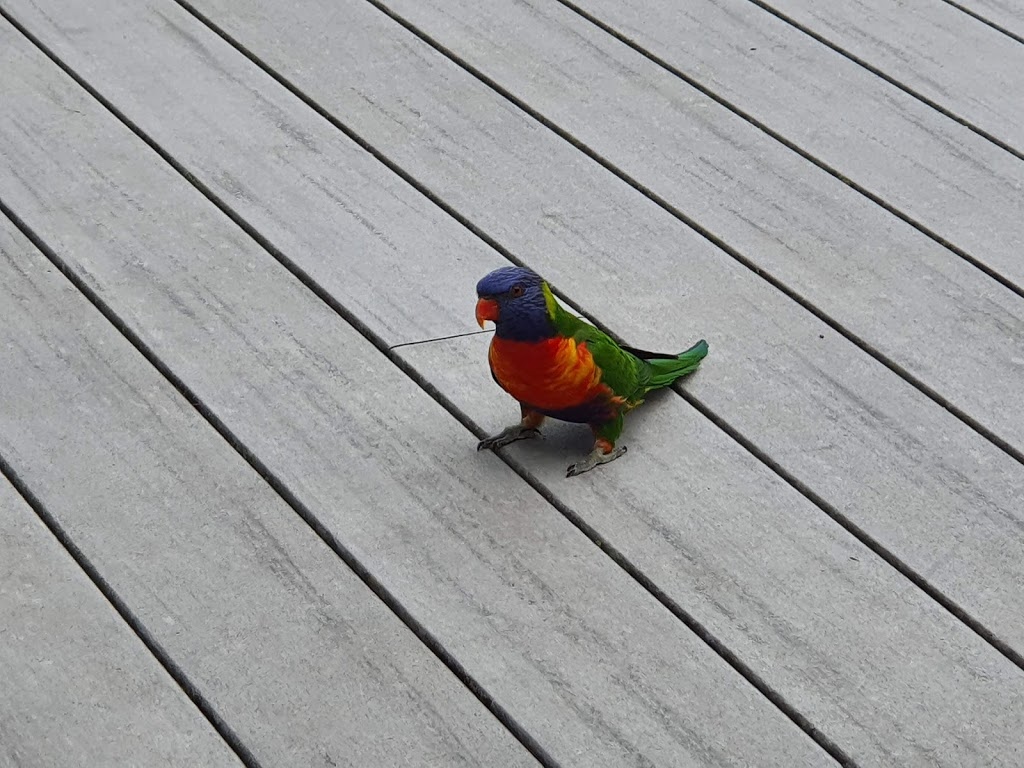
[475, 266, 555, 342]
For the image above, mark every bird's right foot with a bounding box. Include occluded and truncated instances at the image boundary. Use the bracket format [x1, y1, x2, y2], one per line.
[477, 424, 543, 451]
[566, 440, 627, 477]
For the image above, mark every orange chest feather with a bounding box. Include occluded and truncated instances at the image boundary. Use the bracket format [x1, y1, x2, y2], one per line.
[488, 336, 607, 410]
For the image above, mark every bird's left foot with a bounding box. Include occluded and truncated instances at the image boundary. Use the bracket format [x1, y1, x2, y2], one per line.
[477, 424, 543, 452]
[566, 442, 627, 477]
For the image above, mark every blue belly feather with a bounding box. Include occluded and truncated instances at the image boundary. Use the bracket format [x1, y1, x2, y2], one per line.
[532, 397, 615, 424]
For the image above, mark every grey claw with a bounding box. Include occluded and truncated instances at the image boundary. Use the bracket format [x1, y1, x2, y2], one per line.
[478, 425, 542, 452]
[566, 445, 627, 477]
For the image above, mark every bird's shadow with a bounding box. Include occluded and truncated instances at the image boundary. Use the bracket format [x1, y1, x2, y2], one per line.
[499, 387, 679, 471]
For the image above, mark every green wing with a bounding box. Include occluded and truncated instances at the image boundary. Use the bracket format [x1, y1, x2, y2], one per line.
[546, 296, 647, 400]
[573, 323, 649, 400]
[542, 283, 707, 403]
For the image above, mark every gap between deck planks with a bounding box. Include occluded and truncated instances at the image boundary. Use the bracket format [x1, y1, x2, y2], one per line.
[0, 225, 540, 768]
[0, 22, 837, 768]
[401, 333, 1024, 768]
[0, 463, 242, 768]
[557, 0, 1024, 292]
[745, 0, 1024, 157]
[3, 3, 1024, 766]
[943, 0, 1024, 41]
[99, 0, 1024, 658]
[3, 5, 507, 348]
[361, 0, 1024, 480]
[374, 0, 1024, 462]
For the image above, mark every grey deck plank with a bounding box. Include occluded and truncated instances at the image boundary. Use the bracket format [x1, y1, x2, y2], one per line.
[953, 0, 1024, 39]
[156, 0, 1024, 657]
[0, 209, 536, 768]
[4, 3, 1023, 765]
[759, 0, 1024, 152]
[0, 468, 241, 768]
[1, 4, 504, 348]
[402, 332, 1024, 767]
[563, 0, 1024, 289]
[370, 0, 1024, 486]
[0, 21, 831, 768]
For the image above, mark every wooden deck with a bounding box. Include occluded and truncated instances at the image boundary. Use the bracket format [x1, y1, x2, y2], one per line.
[2, 0, 1022, 765]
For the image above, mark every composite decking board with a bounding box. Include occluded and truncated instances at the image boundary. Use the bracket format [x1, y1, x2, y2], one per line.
[753, 0, 1024, 153]
[372, 0, 1024, 484]
[402, 333, 1024, 768]
[0, 23, 831, 768]
[0, 4, 506, 348]
[0, 460, 241, 768]
[0, 212, 537, 768]
[558, 0, 1024, 290]
[950, 0, 1024, 39]
[163, 0, 1024, 655]
[7, 4, 1024, 767]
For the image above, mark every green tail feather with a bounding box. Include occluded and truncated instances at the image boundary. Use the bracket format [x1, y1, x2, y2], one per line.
[641, 339, 708, 391]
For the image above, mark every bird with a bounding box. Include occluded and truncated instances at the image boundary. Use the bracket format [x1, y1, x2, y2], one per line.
[474, 266, 708, 477]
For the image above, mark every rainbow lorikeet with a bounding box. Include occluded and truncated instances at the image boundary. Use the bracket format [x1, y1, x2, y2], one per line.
[475, 266, 708, 477]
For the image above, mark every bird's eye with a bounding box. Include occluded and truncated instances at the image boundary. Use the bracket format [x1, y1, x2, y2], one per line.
[510, 285, 525, 298]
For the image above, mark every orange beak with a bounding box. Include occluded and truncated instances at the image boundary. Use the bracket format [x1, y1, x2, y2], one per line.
[475, 297, 499, 329]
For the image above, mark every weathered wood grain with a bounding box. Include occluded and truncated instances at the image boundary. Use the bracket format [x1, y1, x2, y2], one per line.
[5, 1, 1023, 764]
[0, 466, 242, 768]
[0, 21, 831, 767]
[952, 0, 1024, 39]
[0, 1, 505, 347]
[402, 331, 1024, 768]
[163, 0, 1024, 657]
[758, 0, 1024, 152]
[562, 0, 1024, 289]
[0, 213, 537, 768]
[370, 0, 1024, 494]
